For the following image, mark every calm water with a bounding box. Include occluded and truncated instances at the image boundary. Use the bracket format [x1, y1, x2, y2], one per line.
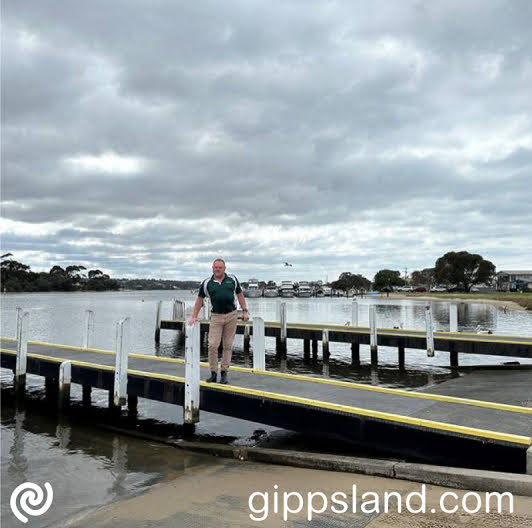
[2, 290, 531, 368]
[1, 386, 214, 528]
[2, 291, 532, 526]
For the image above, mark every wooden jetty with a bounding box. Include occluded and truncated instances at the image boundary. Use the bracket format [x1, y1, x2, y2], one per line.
[2, 311, 532, 474]
[160, 319, 532, 368]
[157, 299, 532, 370]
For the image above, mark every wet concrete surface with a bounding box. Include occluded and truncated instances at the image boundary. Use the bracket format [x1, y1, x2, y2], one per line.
[66, 459, 532, 528]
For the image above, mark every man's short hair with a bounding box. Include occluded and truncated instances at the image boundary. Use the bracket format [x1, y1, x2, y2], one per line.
[213, 258, 226, 266]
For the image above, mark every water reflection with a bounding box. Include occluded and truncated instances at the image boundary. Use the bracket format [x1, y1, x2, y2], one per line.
[8, 403, 29, 486]
[1, 384, 211, 528]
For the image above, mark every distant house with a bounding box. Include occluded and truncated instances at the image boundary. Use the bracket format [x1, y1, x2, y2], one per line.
[496, 270, 532, 291]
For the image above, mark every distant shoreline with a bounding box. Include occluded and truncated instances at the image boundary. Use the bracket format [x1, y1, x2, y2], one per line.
[2, 289, 530, 312]
[385, 292, 529, 311]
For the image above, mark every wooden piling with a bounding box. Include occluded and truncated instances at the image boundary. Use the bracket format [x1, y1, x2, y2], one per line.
[425, 304, 435, 357]
[279, 302, 287, 362]
[128, 394, 138, 414]
[252, 317, 266, 371]
[82, 385, 92, 407]
[114, 317, 130, 407]
[58, 360, 72, 410]
[173, 300, 186, 344]
[450, 342, 459, 367]
[154, 300, 162, 343]
[15, 310, 29, 397]
[83, 309, 95, 348]
[108, 389, 119, 413]
[243, 324, 251, 355]
[369, 305, 378, 368]
[322, 329, 330, 377]
[370, 348, 378, 368]
[184, 321, 200, 425]
[450, 303, 458, 333]
[312, 339, 318, 361]
[352, 301, 359, 326]
[351, 342, 360, 368]
[398, 344, 405, 370]
[303, 339, 310, 361]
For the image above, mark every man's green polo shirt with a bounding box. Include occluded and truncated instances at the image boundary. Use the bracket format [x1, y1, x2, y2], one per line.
[198, 274, 242, 314]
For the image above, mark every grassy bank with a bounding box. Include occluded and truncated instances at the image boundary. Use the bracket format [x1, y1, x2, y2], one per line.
[397, 292, 532, 311]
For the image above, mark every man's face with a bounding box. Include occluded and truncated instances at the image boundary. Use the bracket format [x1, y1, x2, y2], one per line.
[212, 260, 226, 279]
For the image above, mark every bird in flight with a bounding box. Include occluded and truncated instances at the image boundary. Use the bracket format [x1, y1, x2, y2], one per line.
[284, 262, 293, 267]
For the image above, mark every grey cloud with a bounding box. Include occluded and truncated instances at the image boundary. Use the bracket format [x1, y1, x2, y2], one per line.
[2, 1, 531, 278]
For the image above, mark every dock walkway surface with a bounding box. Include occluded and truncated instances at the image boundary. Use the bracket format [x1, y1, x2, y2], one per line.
[1, 336, 531, 474]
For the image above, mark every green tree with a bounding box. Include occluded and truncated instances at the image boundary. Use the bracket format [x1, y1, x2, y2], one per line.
[410, 268, 436, 290]
[373, 269, 405, 291]
[434, 251, 495, 292]
[66, 265, 87, 279]
[48, 265, 76, 291]
[1, 256, 32, 291]
[88, 269, 104, 279]
[331, 272, 371, 293]
[85, 269, 118, 291]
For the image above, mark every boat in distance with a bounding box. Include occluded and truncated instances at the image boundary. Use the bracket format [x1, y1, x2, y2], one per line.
[297, 281, 313, 297]
[244, 278, 263, 298]
[279, 280, 295, 297]
[263, 283, 279, 297]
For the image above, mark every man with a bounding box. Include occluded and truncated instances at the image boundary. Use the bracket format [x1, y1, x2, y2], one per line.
[188, 259, 249, 384]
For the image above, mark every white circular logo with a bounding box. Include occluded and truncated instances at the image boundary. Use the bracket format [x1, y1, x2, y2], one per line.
[10, 482, 54, 524]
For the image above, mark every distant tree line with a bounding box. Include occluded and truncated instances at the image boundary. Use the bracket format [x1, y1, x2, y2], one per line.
[1, 254, 119, 292]
[1, 250, 499, 294]
[116, 278, 200, 290]
[329, 251, 497, 294]
[0, 254, 203, 292]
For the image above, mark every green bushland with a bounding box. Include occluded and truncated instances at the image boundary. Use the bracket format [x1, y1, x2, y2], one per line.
[402, 292, 532, 311]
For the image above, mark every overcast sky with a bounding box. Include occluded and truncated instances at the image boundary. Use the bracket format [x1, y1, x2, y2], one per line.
[2, 1, 531, 282]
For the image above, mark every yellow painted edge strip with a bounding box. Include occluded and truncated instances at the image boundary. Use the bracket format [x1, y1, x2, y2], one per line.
[158, 322, 532, 342]
[1, 348, 529, 446]
[0, 349, 116, 371]
[202, 381, 532, 446]
[8, 340, 532, 415]
[29, 341, 117, 355]
[284, 323, 531, 340]
[433, 336, 532, 345]
[1, 337, 17, 342]
[283, 327, 532, 344]
[4, 328, 532, 346]
[288, 324, 532, 340]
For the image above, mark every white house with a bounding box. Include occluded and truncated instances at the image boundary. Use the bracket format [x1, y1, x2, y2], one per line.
[496, 270, 532, 291]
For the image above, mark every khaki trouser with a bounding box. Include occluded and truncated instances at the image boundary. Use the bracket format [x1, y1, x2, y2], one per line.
[208, 310, 238, 372]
